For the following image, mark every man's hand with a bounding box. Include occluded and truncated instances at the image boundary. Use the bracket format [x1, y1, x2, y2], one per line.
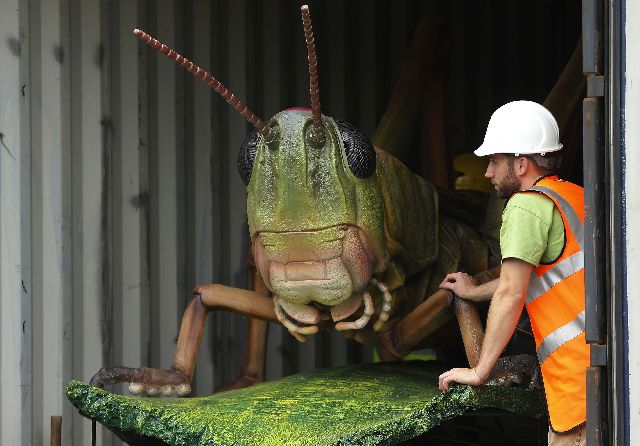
[440, 272, 478, 299]
[438, 367, 485, 392]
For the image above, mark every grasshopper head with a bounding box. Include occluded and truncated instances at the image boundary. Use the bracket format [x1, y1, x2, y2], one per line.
[239, 109, 390, 326]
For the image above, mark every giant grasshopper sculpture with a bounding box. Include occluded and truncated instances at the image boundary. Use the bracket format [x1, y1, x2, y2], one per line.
[91, 5, 539, 396]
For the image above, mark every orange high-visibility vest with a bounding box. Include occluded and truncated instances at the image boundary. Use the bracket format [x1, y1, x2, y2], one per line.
[521, 176, 588, 432]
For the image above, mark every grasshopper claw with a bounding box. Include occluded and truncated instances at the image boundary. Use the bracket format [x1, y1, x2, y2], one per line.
[175, 384, 191, 396]
[335, 292, 374, 331]
[128, 382, 144, 395]
[145, 385, 161, 396]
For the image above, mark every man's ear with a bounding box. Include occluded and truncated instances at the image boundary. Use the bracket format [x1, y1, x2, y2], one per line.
[516, 156, 527, 176]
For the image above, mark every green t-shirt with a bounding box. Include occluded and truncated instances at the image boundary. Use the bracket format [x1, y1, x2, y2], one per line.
[500, 192, 564, 266]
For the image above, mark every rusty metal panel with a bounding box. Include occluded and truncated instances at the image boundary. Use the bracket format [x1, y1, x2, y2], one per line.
[109, 0, 148, 403]
[68, 0, 111, 443]
[29, 0, 74, 443]
[146, 0, 181, 379]
[583, 96, 606, 344]
[586, 366, 607, 446]
[213, 0, 248, 387]
[186, 0, 217, 395]
[0, 0, 30, 443]
[582, 0, 603, 74]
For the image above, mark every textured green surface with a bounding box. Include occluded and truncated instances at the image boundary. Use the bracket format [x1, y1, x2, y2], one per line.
[66, 361, 544, 446]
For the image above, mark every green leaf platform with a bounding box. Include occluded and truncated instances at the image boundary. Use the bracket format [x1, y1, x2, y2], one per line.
[66, 361, 545, 446]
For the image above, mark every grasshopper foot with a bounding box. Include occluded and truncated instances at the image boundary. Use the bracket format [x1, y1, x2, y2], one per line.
[215, 374, 263, 393]
[485, 354, 542, 390]
[90, 366, 192, 396]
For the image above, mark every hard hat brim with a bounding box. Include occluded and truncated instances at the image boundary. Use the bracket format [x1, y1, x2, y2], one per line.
[473, 143, 563, 157]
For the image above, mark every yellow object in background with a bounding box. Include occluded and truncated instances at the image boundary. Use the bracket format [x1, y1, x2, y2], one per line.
[453, 153, 493, 193]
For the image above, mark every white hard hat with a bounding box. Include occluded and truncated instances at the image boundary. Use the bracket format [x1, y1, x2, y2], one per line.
[474, 100, 563, 157]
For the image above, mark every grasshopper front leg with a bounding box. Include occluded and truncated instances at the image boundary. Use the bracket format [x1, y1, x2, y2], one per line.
[90, 285, 277, 396]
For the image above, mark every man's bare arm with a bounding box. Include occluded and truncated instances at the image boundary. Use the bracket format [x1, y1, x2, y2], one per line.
[438, 258, 534, 391]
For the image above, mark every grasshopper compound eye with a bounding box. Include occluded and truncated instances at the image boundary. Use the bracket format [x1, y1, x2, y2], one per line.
[335, 119, 376, 179]
[237, 128, 261, 186]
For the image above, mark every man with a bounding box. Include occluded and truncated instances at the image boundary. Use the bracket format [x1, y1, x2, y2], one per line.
[437, 101, 588, 445]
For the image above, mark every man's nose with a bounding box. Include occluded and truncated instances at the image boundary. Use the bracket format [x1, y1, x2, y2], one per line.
[485, 166, 492, 178]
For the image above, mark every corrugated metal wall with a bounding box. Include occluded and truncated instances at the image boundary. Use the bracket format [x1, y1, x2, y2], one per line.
[0, 0, 579, 444]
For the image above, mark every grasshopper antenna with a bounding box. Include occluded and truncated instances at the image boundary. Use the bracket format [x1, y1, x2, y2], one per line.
[301, 5, 325, 144]
[133, 28, 272, 139]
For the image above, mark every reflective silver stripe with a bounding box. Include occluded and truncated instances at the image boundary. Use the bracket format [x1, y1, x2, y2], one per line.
[526, 251, 584, 304]
[537, 310, 585, 364]
[530, 186, 584, 249]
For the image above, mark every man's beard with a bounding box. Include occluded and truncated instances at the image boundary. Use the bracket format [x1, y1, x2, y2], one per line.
[495, 163, 521, 199]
